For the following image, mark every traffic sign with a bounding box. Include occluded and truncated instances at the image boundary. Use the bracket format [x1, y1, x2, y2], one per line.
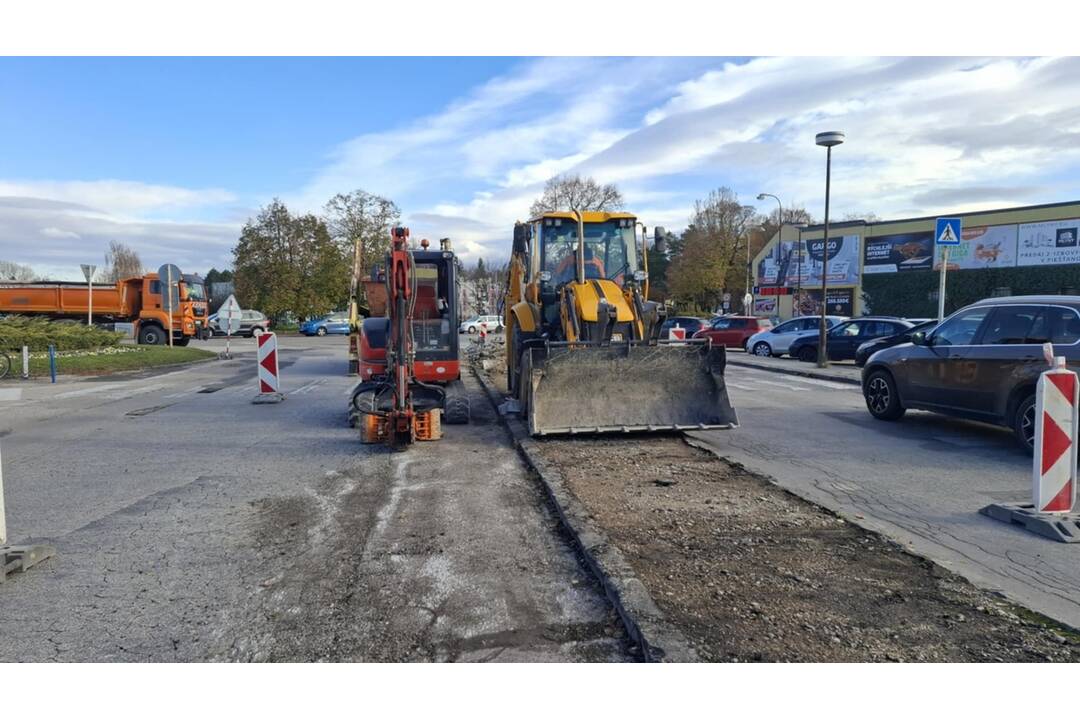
[157, 263, 182, 307]
[80, 264, 96, 282]
[935, 217, 961, 246]
[219, 294, 243, 336]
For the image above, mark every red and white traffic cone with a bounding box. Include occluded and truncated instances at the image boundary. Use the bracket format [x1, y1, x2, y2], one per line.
[1033, 355, 1078, 513]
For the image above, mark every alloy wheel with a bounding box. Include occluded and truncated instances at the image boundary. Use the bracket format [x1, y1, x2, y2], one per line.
[867, 377, 890, 415]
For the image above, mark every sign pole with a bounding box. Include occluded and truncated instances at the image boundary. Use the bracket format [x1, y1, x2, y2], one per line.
[937, 246, 949, 323]
[1, 439, 7, 546]
[166, 265, 174, 348]
[88, 274, 93, 326]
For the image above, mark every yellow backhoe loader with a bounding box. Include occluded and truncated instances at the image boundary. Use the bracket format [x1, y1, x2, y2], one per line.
[503, 210, 738, 436]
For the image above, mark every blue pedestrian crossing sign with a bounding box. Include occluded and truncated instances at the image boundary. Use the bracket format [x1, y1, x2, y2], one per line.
[935, 217, 962, 246]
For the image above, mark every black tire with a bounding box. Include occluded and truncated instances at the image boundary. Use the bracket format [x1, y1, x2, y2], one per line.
[316, 327, 327, 336]
[253, 327, 265, 337]
[864, 370, 905, 421]
[797, 345, 817, 363]
[174, 337, 190, 347]
[444, 393, 470, 425]
[138, 324, 166, 346]
[1013, 394, 1036, 454]
[0, 351, 11, 379]
[467, 326, 478, 334]
[518, 347, 533, 414]
[752, 341, 772, 357]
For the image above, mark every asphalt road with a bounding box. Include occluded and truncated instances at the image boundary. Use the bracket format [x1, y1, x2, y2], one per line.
[0, 335, 629, 661]
[691, 363, 1080, 630]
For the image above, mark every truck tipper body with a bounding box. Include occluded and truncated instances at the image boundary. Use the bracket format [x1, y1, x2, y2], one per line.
[0, 273, 209, 345]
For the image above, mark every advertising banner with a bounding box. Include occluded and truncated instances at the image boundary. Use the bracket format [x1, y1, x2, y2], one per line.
[799, 288, 854, 317]
[1017, 218, 1080, 267]
[863, 231, 934, 273]
[934, 224, 1018, 270]
[757, 235, 860, 287]
[753, 298, 777, 315]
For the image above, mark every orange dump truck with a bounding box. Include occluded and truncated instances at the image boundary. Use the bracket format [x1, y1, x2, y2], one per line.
[0, 272, 209, 345]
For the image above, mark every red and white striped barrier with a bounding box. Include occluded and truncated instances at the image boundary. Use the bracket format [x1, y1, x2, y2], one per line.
[253, 331, 284, 403]
[669, 325, 686, 342]
[1034, 356, 1078, 513]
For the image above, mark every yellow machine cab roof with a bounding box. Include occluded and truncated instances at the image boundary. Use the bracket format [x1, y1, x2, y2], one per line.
[529, 211, 637, 224]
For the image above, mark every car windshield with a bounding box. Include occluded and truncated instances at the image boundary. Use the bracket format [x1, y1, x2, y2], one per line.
[541, 220, 638, 285]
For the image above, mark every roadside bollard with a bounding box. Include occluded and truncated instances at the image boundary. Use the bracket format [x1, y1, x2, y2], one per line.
[252, 331, 284, 404]
[21, 345, 29, 380]
[1033, 355, 1078, 513]
[48, 344, 56, 383]
[0, 438, 56, 581]
[980, 346, 1080, 542]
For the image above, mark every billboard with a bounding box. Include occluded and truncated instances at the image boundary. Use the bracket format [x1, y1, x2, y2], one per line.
[863, 231, 934, 273]
[1017, 218, 1080, 266]
[753, 297, 777, 315]
[757, 235, 860, 287]
[934, 224, 1018, 270]
[799, 288, 854, 317]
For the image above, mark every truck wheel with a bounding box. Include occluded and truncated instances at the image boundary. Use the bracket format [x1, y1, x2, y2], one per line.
[138, 325, 166, 345]
[174, 337, 190, 347]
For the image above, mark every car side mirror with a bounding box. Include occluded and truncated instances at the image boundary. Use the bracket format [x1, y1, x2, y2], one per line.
[910, 331, 928, 346]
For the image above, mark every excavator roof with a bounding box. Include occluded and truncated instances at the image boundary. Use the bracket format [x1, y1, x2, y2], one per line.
[529, 211, 637, 223]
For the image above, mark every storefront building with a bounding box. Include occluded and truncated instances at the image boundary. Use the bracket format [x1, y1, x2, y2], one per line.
[751, 200, 1080, 320]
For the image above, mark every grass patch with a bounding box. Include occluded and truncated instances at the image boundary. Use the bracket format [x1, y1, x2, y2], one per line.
[24, 345, 216, 377]
[0, 315, 123, 351]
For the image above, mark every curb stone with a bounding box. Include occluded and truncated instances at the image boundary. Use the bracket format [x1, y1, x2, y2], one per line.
[727, 357, 861, 386]
[472, 367, 698, 663]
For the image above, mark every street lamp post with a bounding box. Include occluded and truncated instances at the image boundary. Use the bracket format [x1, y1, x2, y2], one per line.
[815, 131, 844, 369]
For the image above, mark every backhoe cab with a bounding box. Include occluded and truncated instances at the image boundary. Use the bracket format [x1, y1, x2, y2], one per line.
[504, 211, 737, 436]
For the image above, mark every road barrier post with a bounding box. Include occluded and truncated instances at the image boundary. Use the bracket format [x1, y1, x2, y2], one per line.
[252, 331, 284, 404]
[1, 439, 56, 581]
[980, 349, 1080, 542]
[21, 345, 29, 380]
[48, 344, 56, 383]
[1033, 356, 1078, 513]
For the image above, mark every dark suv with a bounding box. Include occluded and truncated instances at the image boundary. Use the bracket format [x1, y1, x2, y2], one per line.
[861, 296, 1080, 451]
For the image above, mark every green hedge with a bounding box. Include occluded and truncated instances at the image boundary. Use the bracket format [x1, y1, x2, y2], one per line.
[0, 315, 124, 351]
[863, 266, 1080, 317]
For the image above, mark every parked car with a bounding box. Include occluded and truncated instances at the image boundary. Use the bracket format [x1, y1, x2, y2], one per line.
[300, 313, 350, 336]
[459, 315, 503, 334]
[854, 319, 938, 367]
[659, 316, 706, 340]
[745, 315, 847, 357]
[789, 317, 915, 363]
[693, 316, 773, 350]
[208, 309, 271, 337]
[862, 296, 1080, 452]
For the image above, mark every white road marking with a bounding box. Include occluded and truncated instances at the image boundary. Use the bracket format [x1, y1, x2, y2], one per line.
[771, 374, 858, 391]
[54, 384, 119, 399]
[753, 379, 809, 391]
[0, 388, 22, 401]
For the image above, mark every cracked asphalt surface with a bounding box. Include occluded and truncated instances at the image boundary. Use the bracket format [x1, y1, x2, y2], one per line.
[0, 336, 630, 661]
[691, 362, 1080, 631]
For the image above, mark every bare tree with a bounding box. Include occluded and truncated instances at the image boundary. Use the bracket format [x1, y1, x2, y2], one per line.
[0, 260, 36, 281]
[529, 174, 624, 217]
[323, 190, 400, 305]
[100, 241, 144, 283]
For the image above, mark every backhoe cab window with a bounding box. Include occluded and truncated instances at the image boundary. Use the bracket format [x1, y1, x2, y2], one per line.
[541, 220, 638, 286]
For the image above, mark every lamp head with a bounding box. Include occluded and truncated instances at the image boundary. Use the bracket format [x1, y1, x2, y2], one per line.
[816, 131, 845, 147]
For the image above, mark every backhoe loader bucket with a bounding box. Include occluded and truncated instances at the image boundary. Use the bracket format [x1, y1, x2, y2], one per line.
[520, 340, 738, 436]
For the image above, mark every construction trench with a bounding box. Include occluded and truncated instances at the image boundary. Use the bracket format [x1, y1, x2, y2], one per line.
[468, 337, 1080, 662]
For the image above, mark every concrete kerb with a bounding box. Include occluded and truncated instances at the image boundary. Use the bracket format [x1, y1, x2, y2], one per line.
[472, 367, 698, 662]
[726, 356, 861, 386]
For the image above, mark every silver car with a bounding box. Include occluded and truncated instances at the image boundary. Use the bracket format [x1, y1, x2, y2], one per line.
[745, 315, 847, 357]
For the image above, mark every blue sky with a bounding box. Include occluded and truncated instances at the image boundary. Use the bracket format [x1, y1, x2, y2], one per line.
[1, 56, 1079, 279]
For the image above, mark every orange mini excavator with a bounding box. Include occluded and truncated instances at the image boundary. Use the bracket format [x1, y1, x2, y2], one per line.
[349, 227, 469, 447]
